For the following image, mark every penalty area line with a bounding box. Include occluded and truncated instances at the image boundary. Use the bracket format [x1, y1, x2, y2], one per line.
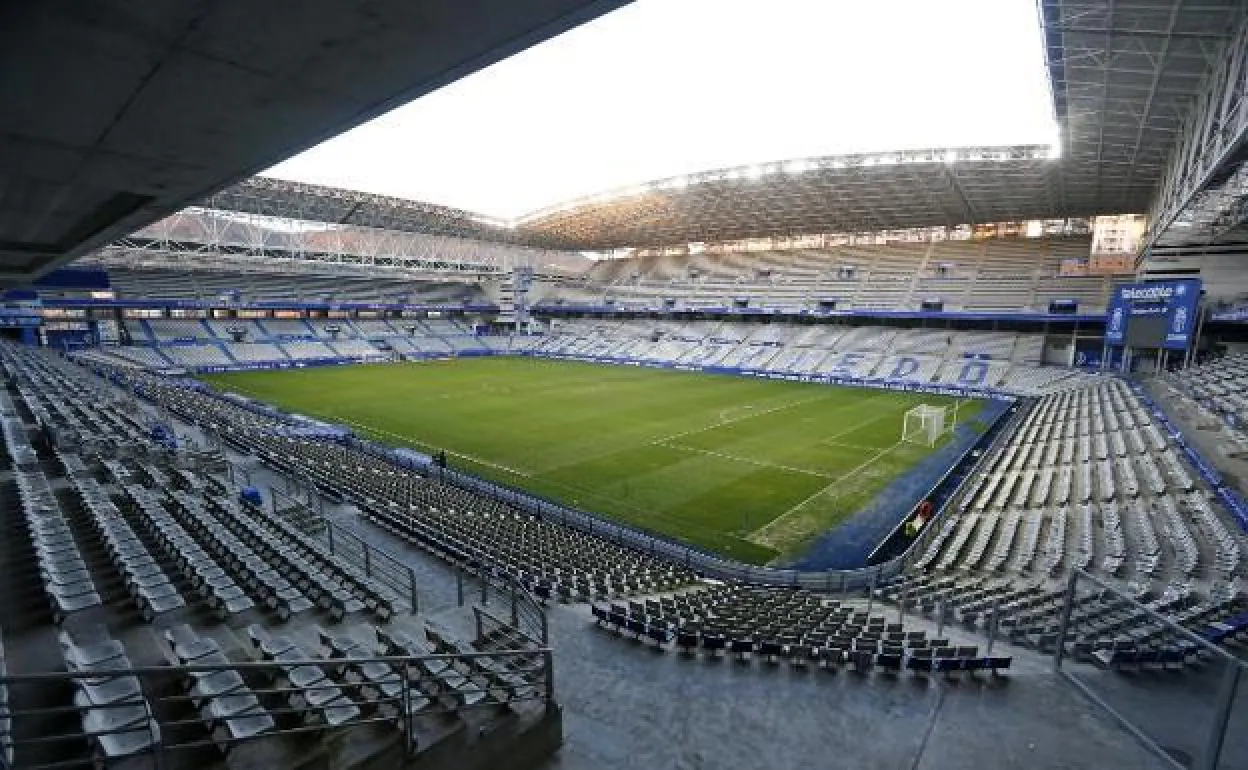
[748, 439, 904, 545]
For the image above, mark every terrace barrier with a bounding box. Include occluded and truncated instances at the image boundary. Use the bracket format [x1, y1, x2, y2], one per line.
[0, 650, 554, 769]
[1054, 569, 1245, 770]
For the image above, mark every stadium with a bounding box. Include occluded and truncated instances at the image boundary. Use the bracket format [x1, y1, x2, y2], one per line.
[2, 1, 1248, 770]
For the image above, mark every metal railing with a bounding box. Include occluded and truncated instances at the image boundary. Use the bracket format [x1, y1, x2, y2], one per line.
[229, 443, 546, 643]
[324, 521, 421, 614]
[461, 561, 550, 646]
[269, 482, 326, 536]
[0, 650, 554, 769]
[1053, 569, 1245, 770]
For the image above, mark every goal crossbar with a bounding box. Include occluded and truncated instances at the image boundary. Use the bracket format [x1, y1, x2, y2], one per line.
[902, 404, 948, 447]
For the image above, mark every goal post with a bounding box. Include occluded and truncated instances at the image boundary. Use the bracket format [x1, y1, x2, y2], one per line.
[902, 404, 948, 447]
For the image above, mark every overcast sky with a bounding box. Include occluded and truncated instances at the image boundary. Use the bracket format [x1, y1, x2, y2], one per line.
[264, 0, 1056, 220]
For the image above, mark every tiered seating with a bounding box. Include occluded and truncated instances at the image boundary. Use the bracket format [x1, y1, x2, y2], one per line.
[105, 265, 489, 307]
[205, 319, 261, 339]
[279, 341, 337, 361]
[0, 342, 553, 767]
[226, 343, 287, 363]
[1165, 353, 1248, 454]
[104, 313, 1091, 396]
[162, 344, 234, 368]
[530, 320, 1084, 395]
[214, 494, 396, 622]
[163, 625, 279, 746]
[258, 319, 315, 337]
[117, 482, 257, 621]
[67, 473, 187, 621]
[591, 584, 1012, 677]
[59, 629, 162, 761]
[16, 469, 103, 621]
[328, 338, 386, 359]
[104, 347, 172, 368]
[148, 319, 211, 341]
[577, 236, 1106, 312]
[893, 376, 1248, 666]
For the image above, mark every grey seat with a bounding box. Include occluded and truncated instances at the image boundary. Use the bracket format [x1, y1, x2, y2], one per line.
[202, 692, 263, 724]
[165, 628, 220, 665]
[439, 670, 488, 708]
[214, 708, 275, 744]
[303, 684, 359, 726]
[356, 662, 403, 699]
[285, 665, 327, 690]
[82, 706, 159, 759]
[191, 670, 245, 704]
[61, 636, 127, 671]
[76, 676, 142, 706]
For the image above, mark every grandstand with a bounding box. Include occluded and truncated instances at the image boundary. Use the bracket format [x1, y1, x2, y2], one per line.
[576, 236, 1115, 314]
[3, 1, 1248, 769]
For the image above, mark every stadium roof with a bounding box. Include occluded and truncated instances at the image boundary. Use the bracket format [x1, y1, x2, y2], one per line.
[1041, 0, 1239, 218]
[206, 177, 527, 246]
[16, 1, 1241, 269]
[511, 146, 1076, 250]
[508, 0, 1246, 250]
[1042, 0, 1248, 252]
[197, 1, 1246, 254]
[0, 0, 631, 283]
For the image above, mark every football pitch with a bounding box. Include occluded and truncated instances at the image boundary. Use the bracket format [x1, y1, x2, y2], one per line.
[202, 358, 983, 565]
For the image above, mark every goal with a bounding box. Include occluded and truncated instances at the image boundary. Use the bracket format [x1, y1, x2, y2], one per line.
[901, 404, 948, 447]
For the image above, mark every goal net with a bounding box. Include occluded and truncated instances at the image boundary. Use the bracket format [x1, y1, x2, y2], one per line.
[902, 404, 948, 447]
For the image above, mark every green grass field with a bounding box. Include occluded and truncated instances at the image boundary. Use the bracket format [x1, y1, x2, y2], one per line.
[203, 358, 982, 565]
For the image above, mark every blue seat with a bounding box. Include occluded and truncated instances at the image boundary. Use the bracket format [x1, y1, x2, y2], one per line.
[933, 658, 961, 676]
[701, 634, 726, 657]
[759, 640, 785, 664]
[1157, 648, 1184, 669]
[676, 629, 699, 653]
[624, 617, 646, 638]
[647, 624, 674, 647]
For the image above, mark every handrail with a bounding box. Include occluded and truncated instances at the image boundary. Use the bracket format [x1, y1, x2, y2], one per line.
[0, 648, 555, 767]
[1054, 569, 1244, 770]
[476, 565, 550, 645]
[0, 650, 550, 678]
[324, 519, 421, 614]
